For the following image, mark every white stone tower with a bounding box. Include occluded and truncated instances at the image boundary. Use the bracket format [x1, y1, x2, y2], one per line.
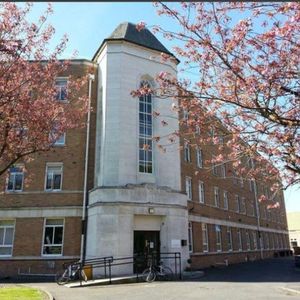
[86, 22, 188, 275]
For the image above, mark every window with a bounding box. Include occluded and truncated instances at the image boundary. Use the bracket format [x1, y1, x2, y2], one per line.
[184, 141, 191, 162]
[249, 179, 253, 192]
[50, 130, 66, 146]
[249, 200, 255, 217]
[212, 156, 218, 176]
[264, 232, 269, 249]
[7, 165, 24, 192]
[186, 177, 192, 200]
[270, 232, 274, 249]
[55, 78, 68, 101]
[215, 225, 222, 252]
[252, 231, 258, 250]
[223, 191, 228, 210]
[218, 135, 224, 145]
[45, 164, 63, 191]
[245, 230, 251, 250]
[0, 220, 15, 256]
[237, 229, 242, 251]
[227, 227, 233, 252]
[196, 147, 203, 168]
[235, 195, 240, 213]
[240, 197, 246, 214]
[202, 223, 209, 252]
[240, 177, 244, 188]
[275, 234, 279, 249]
[195, 125, 201, 135]
[188, 222, 193, 253]
[183, 109, 189, 121]
[220, 163, 226, 178]
[199, 181, 205, 204]
[139, 81, 153, 173]
[42, 219, 64, 255]
[214, 187, 220, 207]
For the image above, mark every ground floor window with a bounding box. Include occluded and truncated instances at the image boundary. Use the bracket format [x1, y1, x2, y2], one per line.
[237, 229, 242, 251]
[215, 225, 222, 252]
[188, 222, 193, 253]
[227, 227, 232, 252]
[0, 220, 15, 256]
[202, 223, 209, 252]
[42, 219, 64, 255]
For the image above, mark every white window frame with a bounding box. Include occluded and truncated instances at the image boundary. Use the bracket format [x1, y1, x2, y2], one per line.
[237, 229, 242, 251]
[223, 191, 228, 210]
[212, 155, 218, 176]
[252, 231, 258, 250]
[221, 163, 226, 178]
[235, 195, 240, 213]
[240, 197, 246, 214]
[196, 147, 203, 168]
[240, 177, 244, 188]
[214, 187, 220, 207]
[202, 223, 209, 253]
[195, 125, 201, 135]
[188, 222, 193, 253]
[183, 109, 189, 121]
[138, 80, 153, 174]
[0, 220, 15, 256]
[42, 218, 64, 256]
[184, 141, 191, 163]
[227, 227, 233, 252]
[6, 164, 24, 192]
[55, 77, 68, 102]
[53, 132, 66, 146]
[246, 230, 251, 250]
[185, 177, 192, 200]
[265, 232, 269, 250]
[45, 163, 63, 192]
[215, 225, 222, 252]
[199, 181, 205, 204]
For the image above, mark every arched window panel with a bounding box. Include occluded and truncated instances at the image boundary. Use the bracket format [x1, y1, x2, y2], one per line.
[139, 80, 153, 174]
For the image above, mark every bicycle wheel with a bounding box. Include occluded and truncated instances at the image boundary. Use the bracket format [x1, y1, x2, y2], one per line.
[160, 266, 173, 281]
[55, 269, 70, 285]
[141, 268, 156, 282]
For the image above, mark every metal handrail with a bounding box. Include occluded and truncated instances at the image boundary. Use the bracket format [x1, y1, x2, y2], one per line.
[77, 252, 181, 286]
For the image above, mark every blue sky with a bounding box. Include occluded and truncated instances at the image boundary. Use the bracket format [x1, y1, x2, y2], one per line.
[26, 2, 300, 213]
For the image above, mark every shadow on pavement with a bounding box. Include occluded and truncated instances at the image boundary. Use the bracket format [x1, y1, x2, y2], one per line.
[199, 257, 300, 283]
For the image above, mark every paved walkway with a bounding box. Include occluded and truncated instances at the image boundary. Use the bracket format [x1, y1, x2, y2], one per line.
[3, 257, 300, 300]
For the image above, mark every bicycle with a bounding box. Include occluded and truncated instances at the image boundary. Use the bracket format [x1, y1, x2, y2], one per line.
[141, 261, 173, 282]
[55, 262, 88, 285]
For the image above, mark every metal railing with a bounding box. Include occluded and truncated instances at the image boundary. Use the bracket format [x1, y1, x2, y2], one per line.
[76, 252, 182, 286]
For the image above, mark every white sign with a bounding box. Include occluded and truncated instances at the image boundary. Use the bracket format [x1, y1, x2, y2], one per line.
[171, 239, 181, 248]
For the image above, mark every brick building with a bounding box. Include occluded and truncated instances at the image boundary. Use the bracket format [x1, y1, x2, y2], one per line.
[0, 22, 289, 278]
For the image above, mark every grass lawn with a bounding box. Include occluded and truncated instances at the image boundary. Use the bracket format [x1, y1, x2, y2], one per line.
[0, 286, 47, 300]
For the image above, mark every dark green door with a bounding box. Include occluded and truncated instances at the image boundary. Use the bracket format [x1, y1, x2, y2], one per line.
[134, 230, 160, 272]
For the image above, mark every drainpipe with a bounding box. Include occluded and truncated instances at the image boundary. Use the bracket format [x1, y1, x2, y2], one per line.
[80, 73, 95, 263]
[253, 179, 263, 260]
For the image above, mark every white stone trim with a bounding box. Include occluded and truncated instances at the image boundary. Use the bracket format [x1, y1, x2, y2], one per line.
[0, 256, 80, 261]
[0, 190, 83, 195]
[0, 207, 82, 218]
[189, 215, 288, 234]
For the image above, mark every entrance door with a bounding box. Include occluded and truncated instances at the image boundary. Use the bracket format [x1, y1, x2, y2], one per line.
[133, 231, 160, 272]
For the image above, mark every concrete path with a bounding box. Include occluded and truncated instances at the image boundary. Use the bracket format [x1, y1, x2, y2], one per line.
[6, 257, 300, 300]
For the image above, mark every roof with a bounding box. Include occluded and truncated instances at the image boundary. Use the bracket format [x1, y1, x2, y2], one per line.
[92, 22, 178, 63]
